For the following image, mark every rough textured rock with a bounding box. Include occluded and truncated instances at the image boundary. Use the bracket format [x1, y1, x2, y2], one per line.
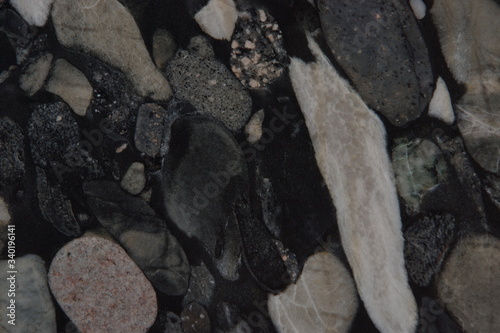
[0, 117, 25, 188]
[392, 138, 449, 214]
[165, 41, 252, 132]
[163, 116, 244, 281]
[36, 167, 81, 237]
[428, 77, 455, 125]
[84, 180, 190, 296]
[268, 252, 359, 333]
[194, 0, 238, 41]
[152, 29, 177, 70]
[0, 197, 9, 253]
[183, 262, 216, 307]
[120, 162, 146, 195]
[46, 59, 93, 117]
[0, 255, 57, 333]
[318, 0, 434, 126]
[134, 103, 169, 157]
[404, 214, 456, 286]
[10, 0, 54, 27]
[19, 52, 53, 96]
[289, 36, 417, 333]
[48, 237, 157, 333]
[51, 0, 172, 100]
[437, 234, 500, 333]
[181, 302, 211, 333]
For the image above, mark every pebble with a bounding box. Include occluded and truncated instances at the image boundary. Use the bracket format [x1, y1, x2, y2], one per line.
[0, 255, 57, 332]
[244, 109, 264, 144]
[181, 302, 211, 333]
[120, 162, 146, 195]
[0, 117, 25, 188]
[437, 234, 500, 333]
[45, 59, 93, 117]
[183, 262, 216, 307]
[10, 0, 54, 27]
[51, 0, 172, 100]
[134, 103, 169, 157]
[19, 52, 53, 96]
[48, 237, 157, 333]
[428, 77, 455, 125]
[268, 252, 359, 333]
[194, 0, 238, 41]
[152, 29, 177, 70]
[84, 180, 190, 296]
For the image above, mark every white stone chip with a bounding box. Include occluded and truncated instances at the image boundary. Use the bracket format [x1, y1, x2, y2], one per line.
[428, 77, 455, 124]
[10, 0, 54, 27]
[194, 0, 238, 41]
[245, 109, 264, 144]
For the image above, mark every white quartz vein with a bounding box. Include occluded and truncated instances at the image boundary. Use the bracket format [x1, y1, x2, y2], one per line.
[288, 36, 417, 333]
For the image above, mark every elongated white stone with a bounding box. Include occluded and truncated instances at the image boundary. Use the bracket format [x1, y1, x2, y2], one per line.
[409, 0, 426, 19]
[428, 77, 455, 124]
[194, 0, 238, 41]
[289, 36, 417, 333]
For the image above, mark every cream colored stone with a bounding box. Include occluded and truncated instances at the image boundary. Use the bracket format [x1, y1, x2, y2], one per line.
[437, 234, 500, 333]
[428, 77, 455, 124]
[19, 53, 53, 96]
[51, 0, 172, 100]
[245, 109, 264, 144]
[152, 29, 177, 70]
[46, 59, 93, 116]
[120, 162, 146, 195]
[289, 36, 417, 333]
[268, 252, 358, 333]
[194, 0, 238, 41]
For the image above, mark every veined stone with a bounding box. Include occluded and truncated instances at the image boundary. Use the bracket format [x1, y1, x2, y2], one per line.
[51, 0, 172, 100]
[268, 252, 358, 333]
[289, 35, 417, 333]
[46, 59, 93, 117]
[194, 0, 238, 41]
[19, 53, 53, 96]
[428, 77, 455, 125]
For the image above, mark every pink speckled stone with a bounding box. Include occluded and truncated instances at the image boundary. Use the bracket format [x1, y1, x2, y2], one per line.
[48, 237, 157, 333]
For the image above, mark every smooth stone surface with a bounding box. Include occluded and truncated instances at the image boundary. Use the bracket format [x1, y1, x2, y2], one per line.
[181, 302, 211, 333]
[48, 237, 157, 333]
[163, 116, 243, 281]
[0, 197, 9, 253]
[245, 109, 264, 144]
[0, 255, 56, 332]
[165, 43, 252, 132]
[46, 59, 93, 117]
[51, 0, 172, 100]
[84, 180, 190, 296]
[0, 117, 25, 188]
[437, 234, 500, 333]
[36, 167, 81, 237]
[392, 138, 449, 214]
[152, 29, 177, 70]
[409, 0, 426, 19]
[268, 252, 359, 333]
[194, 0, 237, 41]
[428, 77, 455, 125]
[404, 214, 456, 286]
[10, 0, 54, 26]
[120, 162, 146, 195]
[19, 52, 53, 96]
[289, 36, 417, 333]
[183, 262, 216, 307]
[134, 103, 169, 157]
[318, 0, 434, 126]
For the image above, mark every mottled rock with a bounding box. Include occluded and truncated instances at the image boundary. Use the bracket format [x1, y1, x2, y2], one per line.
[163, 116, 243, 280]
[183, 262, 216, 307]
[165, 46, 252, 132]
[404, 214, 456, 286]
[289, 36, 417, 333]
[51, 0, 172, 100]
[36, 167, 81, 237]
[134, 103, 169, 157]
[48, 237, 157, 333]
[318, 0, 434, 126]
[428, 77, 455, 125]
[392, 138, 449, 214]
[84, 180, 190, 295]
[152, 29, 177, 70]
[0, 197, 9, 253]
[19, 52, 53, 96]
[46, 59, 93, 117]
[230, 9, 288, 88]
[194, 0, 237, 41]
[268, 252, 359, 333]
[437, 234, 500, 333]
[0, 255, 56, 332]
[0, 117, 25, 187]
[181, 302, 211, 333]
[10, 0, 54, 27]
[120, 162, 146, 195]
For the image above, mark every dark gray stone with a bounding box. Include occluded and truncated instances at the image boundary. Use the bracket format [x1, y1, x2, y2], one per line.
[83, 180, 190, 296]
[404, 214, 456, 286]
[216, 302, 240, 331]
[181, 302, 211, 333]
[134, 103, 169, 157]
[318, 0, 434, 126]
[183, 262, 216, 307]
[36, 167, 81, 237]
[0, 117, 25, 187]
